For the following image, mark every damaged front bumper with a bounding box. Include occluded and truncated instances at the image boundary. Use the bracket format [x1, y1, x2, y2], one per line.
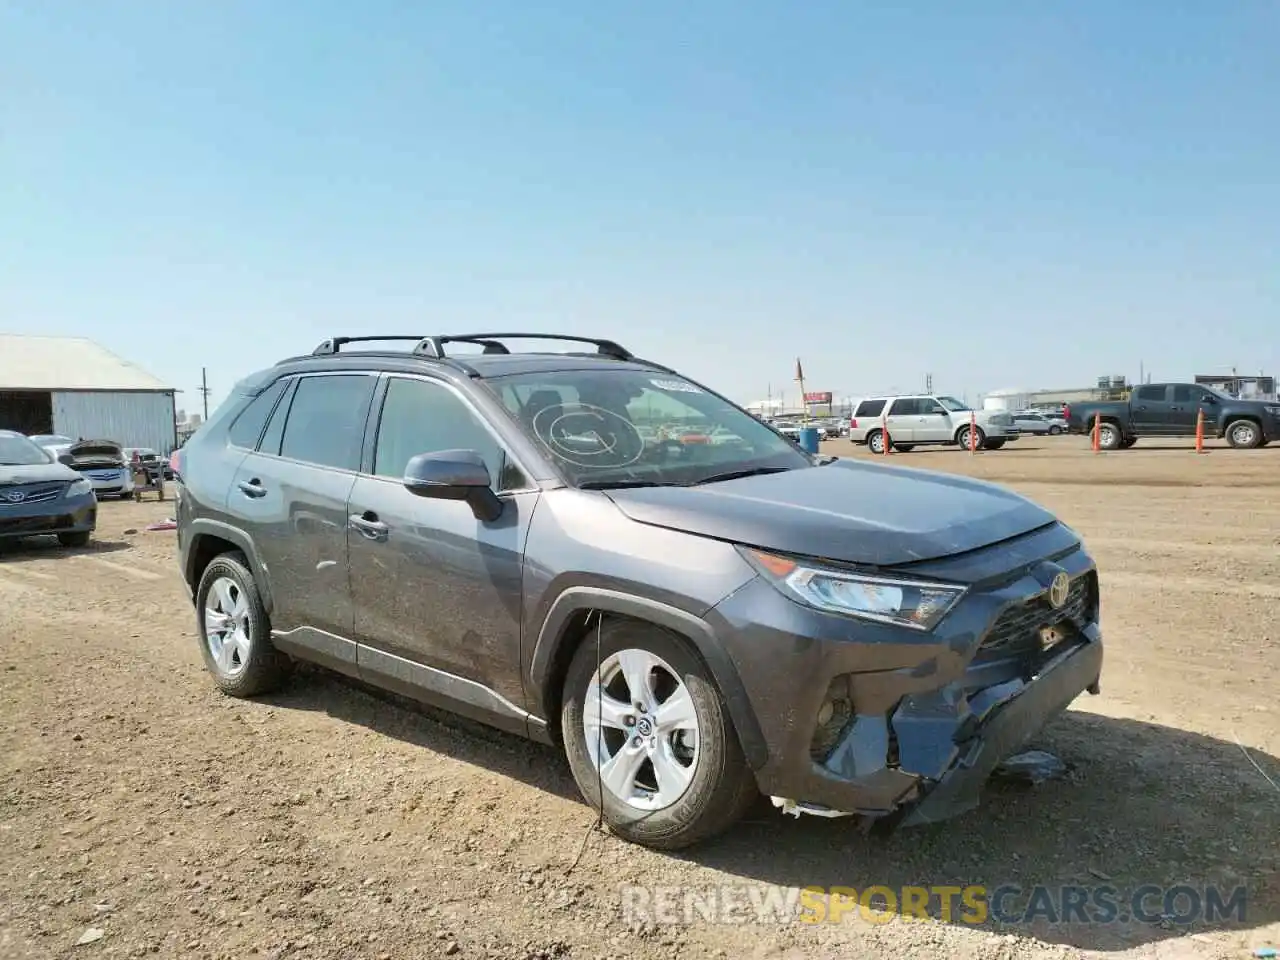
[707, 526, 1103, 829]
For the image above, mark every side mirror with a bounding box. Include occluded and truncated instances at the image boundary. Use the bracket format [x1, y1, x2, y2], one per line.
[929, 406, 947, 415]
[402, 449, 503, 522]
[57, 453, 76, 466]
[1202, 395, 1218, 405]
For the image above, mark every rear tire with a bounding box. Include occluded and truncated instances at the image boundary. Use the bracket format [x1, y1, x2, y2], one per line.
[867, 430, 888, 455]
[561, 619, 758, 850]
[57, 531, 91, 548]
[1048, 425, 1062, 435]
[195, 552, 291, 697]
[1096, 421, 1123, 451]
[1226, 419, 1262, 449]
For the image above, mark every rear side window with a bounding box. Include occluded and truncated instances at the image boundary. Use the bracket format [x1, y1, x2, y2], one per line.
[278, 374, 377, 471]
[257, 378, 296, 455]
[854, 399, 886, 417]
[887, 398, 921, 416]
[1135, 385, 1165, 402]
[227, 378, 288, 449]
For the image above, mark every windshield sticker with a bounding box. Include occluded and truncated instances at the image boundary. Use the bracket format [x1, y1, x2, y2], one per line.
[532, 402, 646, 469]
[650, 378, 702, 394]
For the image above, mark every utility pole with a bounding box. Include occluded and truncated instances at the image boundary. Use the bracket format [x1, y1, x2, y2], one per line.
[925, 373, 933, 393]
[200, 368, 211, 420]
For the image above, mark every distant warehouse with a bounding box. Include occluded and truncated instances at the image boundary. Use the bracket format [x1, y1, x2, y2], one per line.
[0, 334, 177, 451]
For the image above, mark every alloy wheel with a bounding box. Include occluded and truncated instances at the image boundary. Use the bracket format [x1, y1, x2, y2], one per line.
[582, 648, 699, 811]
[204, 576, 251, 677]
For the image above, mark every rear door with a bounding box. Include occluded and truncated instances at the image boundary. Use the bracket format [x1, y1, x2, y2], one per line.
[1130, 384, 1171, 434]
[346, 374, 539, 732]
[883, 398, 919, 443]
[227, 372, 377, 653]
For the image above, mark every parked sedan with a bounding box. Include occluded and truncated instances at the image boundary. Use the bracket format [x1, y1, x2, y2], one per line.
[63, 439, 135, 499]
[1011, 412, 1065, 436]
[0, 431, 97, 547]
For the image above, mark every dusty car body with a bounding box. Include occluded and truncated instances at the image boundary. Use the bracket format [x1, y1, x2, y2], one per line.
[175, 332, 1103, 848]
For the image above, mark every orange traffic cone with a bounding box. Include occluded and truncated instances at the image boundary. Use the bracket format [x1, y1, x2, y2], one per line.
[969, 411, 978, 454]
[1092, 416, 1101, 453]
[881, 415, 892, 456]
[1195, 408, 1206, 454]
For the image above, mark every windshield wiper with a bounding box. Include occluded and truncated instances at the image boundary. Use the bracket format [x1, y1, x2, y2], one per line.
[687, 466, 794, 486]
[578, 479, 682, 490]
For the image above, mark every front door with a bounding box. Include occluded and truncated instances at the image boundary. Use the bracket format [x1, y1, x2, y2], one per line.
[914, 397, 954, 442]
[1170, 385, 1220, 436]
[347, 375, 538, 732]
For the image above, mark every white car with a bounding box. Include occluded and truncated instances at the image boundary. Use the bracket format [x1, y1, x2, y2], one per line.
[1011, 411, 1067, 436]
[62, 439, 135, 500]
[848, 395, 1020, 454]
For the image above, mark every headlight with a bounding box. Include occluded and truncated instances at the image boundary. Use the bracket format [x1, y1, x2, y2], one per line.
[67, 478, 93, 497]
[740, 548, 965, 631]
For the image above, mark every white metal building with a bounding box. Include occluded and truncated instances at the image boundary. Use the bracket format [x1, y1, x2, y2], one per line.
[0, 334, 177, 452]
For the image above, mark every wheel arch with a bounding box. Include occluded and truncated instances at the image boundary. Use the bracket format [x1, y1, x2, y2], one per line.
[1222, 414, 1263, 440]
[184, 520, 274, 614]
[529, 587, 768, 770]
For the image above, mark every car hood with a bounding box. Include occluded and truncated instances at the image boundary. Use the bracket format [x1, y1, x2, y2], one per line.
[0, 462, 81, 486]
[603, 459, 1058, 567]
[69, 440, 124, 458]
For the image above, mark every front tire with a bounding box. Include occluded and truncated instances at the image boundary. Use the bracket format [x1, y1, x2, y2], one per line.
[57, 531, 91, 548]
[195, 552, 290, 697]
[956, 425, 986, 450]
[561, 619, 758, 850]
[1048, 425, 1062, 435]
[1226, 419, 1262, 449]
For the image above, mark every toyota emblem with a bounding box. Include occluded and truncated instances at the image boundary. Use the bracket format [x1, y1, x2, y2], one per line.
[1, 490, 25, 504]
[1047, 572, 1070, 609]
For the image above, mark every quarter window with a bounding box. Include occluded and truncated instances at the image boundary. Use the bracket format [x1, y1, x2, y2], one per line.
[227, 378, 288, 450]
[854, 399, 886, 418]
[373, 377, 527, 490]
[278, 374, 377, 471]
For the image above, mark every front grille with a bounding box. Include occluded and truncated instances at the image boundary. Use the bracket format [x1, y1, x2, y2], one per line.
[87, 470, 123, 481]
[977, 573, 1095, 660]
[0, 482, 66, 506]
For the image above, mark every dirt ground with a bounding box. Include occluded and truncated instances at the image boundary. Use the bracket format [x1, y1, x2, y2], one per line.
[2, 437, 1278, 960]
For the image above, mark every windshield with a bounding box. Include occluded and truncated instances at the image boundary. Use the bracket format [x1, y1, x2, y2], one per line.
[0, 435, 54, 466]
[487, 369, 812, 486]
[936, 396, 970, 412]
[30, 434, 72, 447]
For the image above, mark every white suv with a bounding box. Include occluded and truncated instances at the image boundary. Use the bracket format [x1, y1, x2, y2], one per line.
[848, 395, 1020, 454]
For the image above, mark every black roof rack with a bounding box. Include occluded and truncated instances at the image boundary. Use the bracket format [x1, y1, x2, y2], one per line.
[310, 336, 427, 356]
[411, 333, 633, 361]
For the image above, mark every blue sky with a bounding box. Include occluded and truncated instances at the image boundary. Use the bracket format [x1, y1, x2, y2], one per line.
[2, 2, 1277, 412]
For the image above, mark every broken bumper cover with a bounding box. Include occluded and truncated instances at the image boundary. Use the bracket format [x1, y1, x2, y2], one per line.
[706, 528, 1102, 827]
[896, 633, 1101, 826]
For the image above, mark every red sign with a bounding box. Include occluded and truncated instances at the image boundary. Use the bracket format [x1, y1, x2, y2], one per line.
[803, 392, 832, 404]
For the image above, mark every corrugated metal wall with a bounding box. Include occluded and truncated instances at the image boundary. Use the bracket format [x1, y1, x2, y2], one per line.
[52, 391, 177, 452]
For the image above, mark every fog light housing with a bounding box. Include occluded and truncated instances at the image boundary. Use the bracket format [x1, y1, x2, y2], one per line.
[809, 676, 855, 761]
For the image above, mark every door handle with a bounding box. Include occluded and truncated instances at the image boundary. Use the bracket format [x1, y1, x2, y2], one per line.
[348, 512, 389, 541]
[237, 479, 267, 499]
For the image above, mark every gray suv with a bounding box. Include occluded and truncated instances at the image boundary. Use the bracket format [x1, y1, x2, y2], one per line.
[175, 334, 1104, 849]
